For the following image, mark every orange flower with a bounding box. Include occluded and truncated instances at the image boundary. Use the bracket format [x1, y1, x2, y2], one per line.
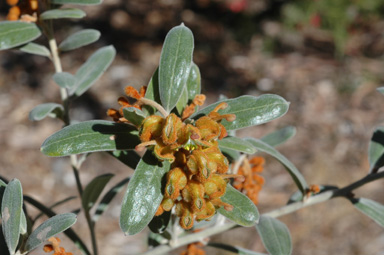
[6, 0, 38, 22]
[43, 237, 72, 255]
[180, 243, 206, 255]
[233, 156, 265, 205]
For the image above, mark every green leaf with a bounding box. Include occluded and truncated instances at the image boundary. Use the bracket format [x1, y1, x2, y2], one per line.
[192, 95, 289, 130]
[368, 127, 384, 174]
[52, 0, 101, 5]
[40, 8, 86, 20]
[377, 87, 384, 95]
[19, 211, 27, 235]
[41, 120, 140, 157]
[148, 211, 171, 234]
[261, 126, 296, 147]
[218, 185, 259, 227]
[246, 138, 308, 194]
[29, 103, 64, 121]
[120, 151, 171, 235]
[93, 177, 130, 222]
[123, 107, 146, 127]
[71, 45, 116, 97]
[186, 63, 201, 101]
[82, 174, 114, 212]
[19, 43, 50, 57]
[108, 150, 141, 170]
[208, 243, 267, 255]
[352, 198, 384, 228]
[255, 216, 292, 255]
[24, 196, 90, 255]
[53, 72, 77, 89]
[1, 179, 23, 255]
[218, 136, 256, 154]
[220, 147, 240, 162]
[175, 86, 189, 115]
[59, 29, 100, 51]
[0, 21, 41, 51]
[145, 67, 161, 104]
[23, 213, 77, 253]
[159, 24, 194, 112]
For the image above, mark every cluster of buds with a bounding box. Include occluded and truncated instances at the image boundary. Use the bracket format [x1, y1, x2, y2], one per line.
[6, 0, 38, 22]
[108, 86, 239, 229]
[43, 237, 72, 255]
[233, 156, 265, 205]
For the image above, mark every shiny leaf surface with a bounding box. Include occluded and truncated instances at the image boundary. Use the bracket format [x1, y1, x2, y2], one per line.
[186, 63, 201, 101]
[82, 174, 114, 212]
[218, 136, 256, 154]
[256, 216, 292, 255]
[159, 24, 194, 112]
[123, 107, 146, 127]
[40, 8, 86, 20]
[261, 126, 296, 147]
[1, 179, 22, 255]
[353, 198, 384, 228]
[24, 213, 77, 252]
[0, 21, 41, 50]
[71, 45, 115, 97]
[246, 138, 308, 194]
[41, 120, 140, 156]
[120, 151, 171, 235]
[19, 43, 50, 57]
[59, 29, 100, 51]
[175, 86, 188, 115]
[192, 95, 289, 130]
[218, 185, 259, 227]
[29, 103, 64, 121]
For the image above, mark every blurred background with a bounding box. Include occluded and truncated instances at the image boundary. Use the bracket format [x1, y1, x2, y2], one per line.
[1, 0, 384, 254]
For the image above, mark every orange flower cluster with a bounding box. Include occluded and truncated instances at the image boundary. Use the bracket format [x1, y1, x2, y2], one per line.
[180, 243, 206, 255]
[43, 237, 72, 255]
[107, 86, 147, 123]
[140, 103, 236, 229]
[6, 0, 38, 22]
[233, 156, 265, 205]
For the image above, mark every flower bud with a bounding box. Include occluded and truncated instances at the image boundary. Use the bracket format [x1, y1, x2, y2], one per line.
[139, 115, 164, 142]
[162, 113, 183, 145]
[165, 167, 187, 200]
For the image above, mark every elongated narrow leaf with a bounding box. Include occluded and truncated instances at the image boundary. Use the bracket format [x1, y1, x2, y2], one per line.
[29, 103, 64, 121]
[261, 126, 296, 147]
[71, 45, 116, 97]
[123, 107, 146, 127]
[353, 198, 384, 228]
[24, 196, 90, 255]
[108, 150, 141, 170]
[53, 72, 77, 90]
[120, 151, 171, 235]
[368, 127, 384, 174]
[82, 174, 114, 212]
[19, 43, 50, 57]
[59, 29, 100, 51]
[159, 24, 194, 112]
[19, 211, 27, 235]
[52, 0, 101, 4]
[208, 243, 267, 255]
[148, 211, 171, 234]
[218, 185, 259, 227]
[40, 8, 86, 20]
[186, 63, 201, 101]
[0, 21, 41, 50]
[256, 216, 292, 255]
[176, 86, 189, 115]
[1, 179, 23, 255]
[192, 95, 289, 130]
[93, 177, 130, 222]
[23, 213, 76, 252]
[145, 68, 161, 103]
[41, 120, 140, 156]
[218, 136, 256, 154]
[246, 138, 308, 194]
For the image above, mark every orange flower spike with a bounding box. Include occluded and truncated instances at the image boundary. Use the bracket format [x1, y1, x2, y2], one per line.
[153, 139, 175, 162]
[182, 180, 206, 212]
[124, 86, 143, 100]
[195, 116, 221, 141]
[7, 0, 19, 5]
[193, 94, 206, 106]
[29, 0, 38, 11]
[6, 6, 20, 20]
[161, 197, 174, 211]
[165, 167, 187, 200]
[176, 201, 195, 229]
[204, 174, 227, 199]
[249, 156, 265, 166]
[139, 86, 147, 97]
[195, 200, 215, 221]
[181, 94, 206, 120]
[162, 113, 183, 145]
